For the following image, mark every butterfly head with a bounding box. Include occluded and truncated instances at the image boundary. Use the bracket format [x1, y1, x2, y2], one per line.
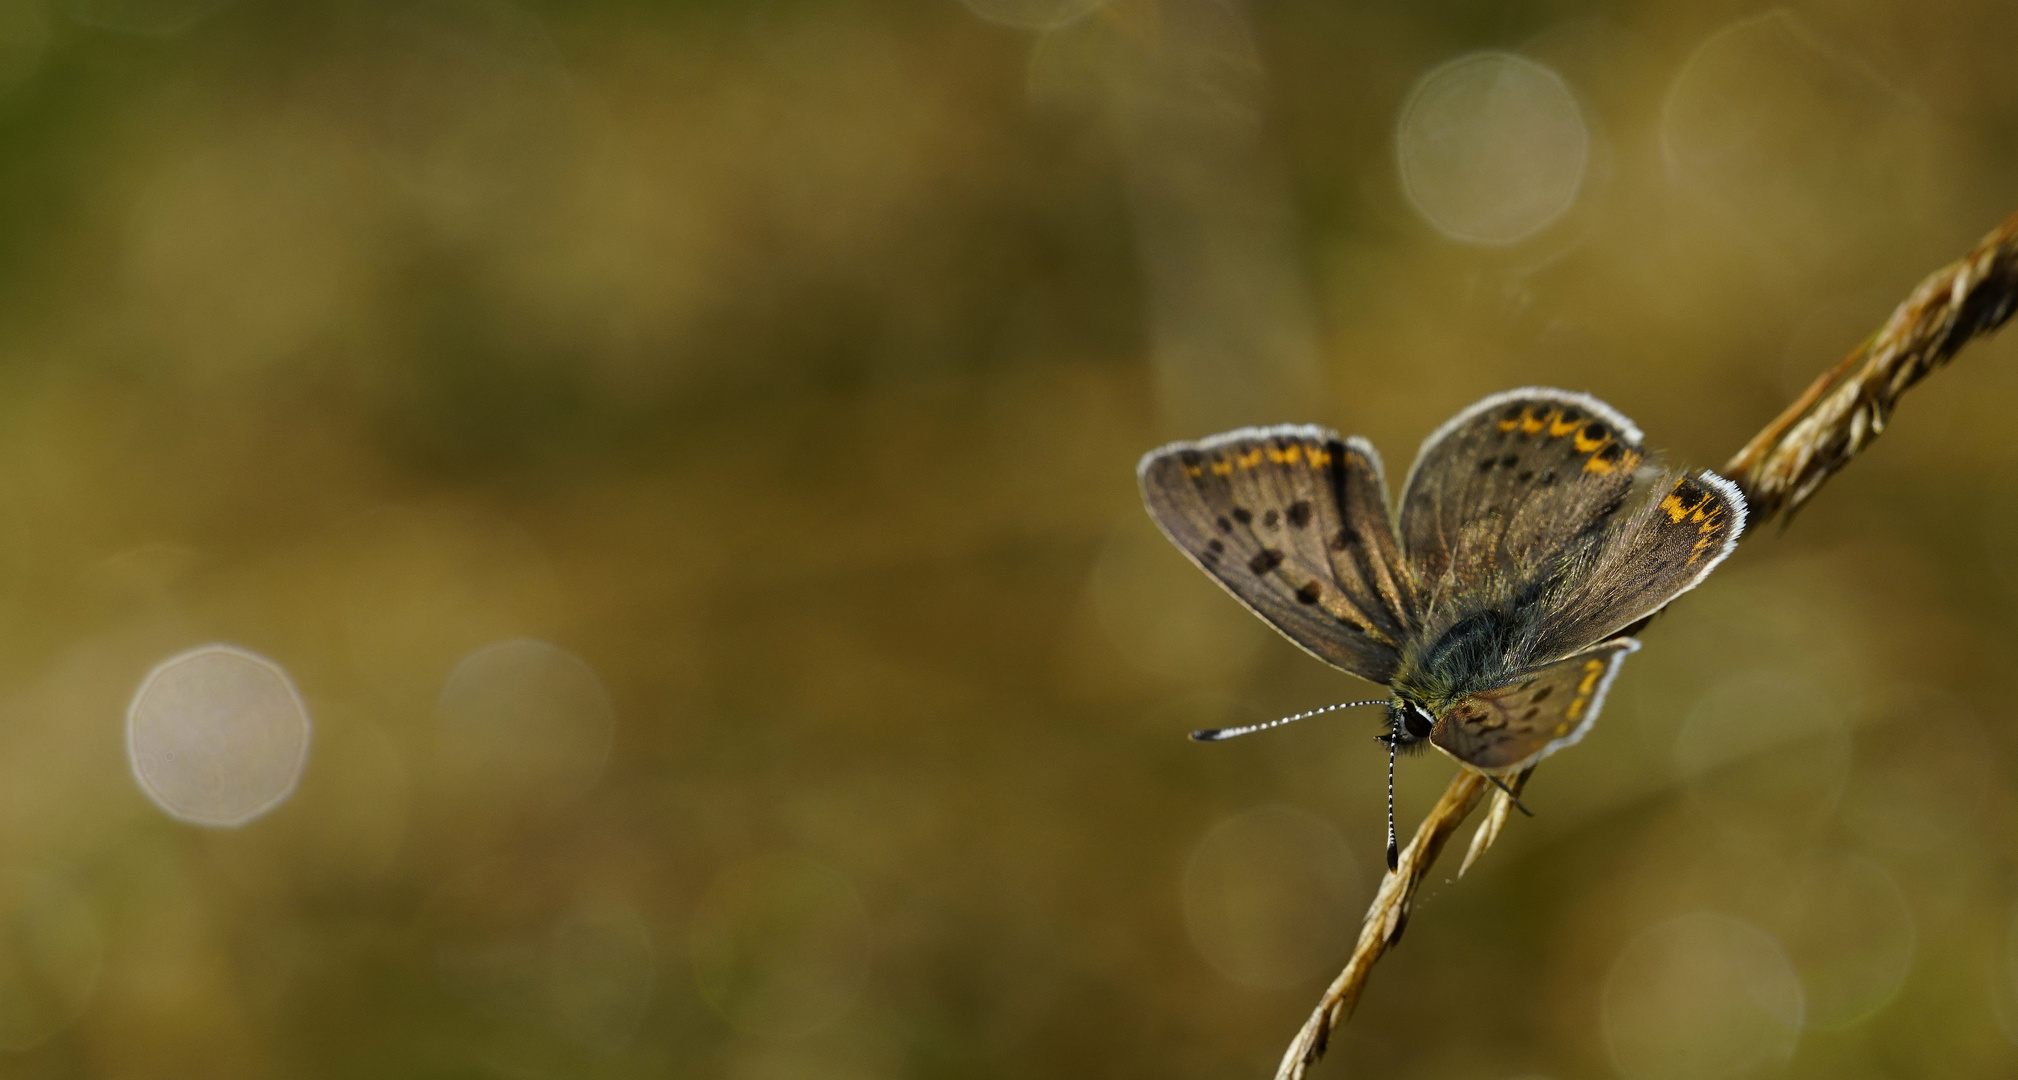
[1381, 698, 1437, 752]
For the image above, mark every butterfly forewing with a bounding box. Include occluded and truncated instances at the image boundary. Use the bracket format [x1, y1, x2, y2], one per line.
[1430, 638, 1639, 772]
[1137, 425, 1413, 684]
[1399, 388, 1647, 608]
[1524, 470, 1746, 660]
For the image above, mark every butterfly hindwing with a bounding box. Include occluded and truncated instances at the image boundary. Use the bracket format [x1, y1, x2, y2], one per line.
[1137, 425, 1413, 684]
[1430, 637, 1639, 773]
[1398, 388, 1647, 613]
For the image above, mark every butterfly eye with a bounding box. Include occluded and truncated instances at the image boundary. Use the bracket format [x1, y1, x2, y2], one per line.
[1402, 703, 1434, 739]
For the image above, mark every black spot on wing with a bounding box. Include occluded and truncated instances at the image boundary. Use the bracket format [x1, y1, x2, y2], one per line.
[1263, 509, 1279, 529]
[1295, 582, 1321, 604]
[1286, 501, 1312, 528]
[1232, 508, 1252, 525]
[1248, 548, 1285, 575]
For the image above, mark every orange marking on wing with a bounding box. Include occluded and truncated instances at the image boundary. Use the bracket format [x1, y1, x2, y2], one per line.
[1564, 659, 1605, 721]
[1235, 449, 1263, 469]
[1578, 660, 1604, 691]
[1266, 445, 1303, 465]
[1664, 482, 1724, 534]
[1572, 429, 1607, 453]
[1520, 410, 1547, 434]
[1684, 499, 1728, 563]
[1183, 464, 1202, 478]
[1549, 415, 1583, 437]
[1210, 460, 1233, 476]
[1306, 448, 1333, 467]
[1583, 449, 1639, 476]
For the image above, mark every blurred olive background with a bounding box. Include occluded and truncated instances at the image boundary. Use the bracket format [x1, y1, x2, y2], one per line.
[0, 0, 2013, 1077]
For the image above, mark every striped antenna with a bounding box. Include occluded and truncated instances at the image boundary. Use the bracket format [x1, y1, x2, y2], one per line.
[1384, 735, 1399, 871]
[1190, 700, 1387, 742]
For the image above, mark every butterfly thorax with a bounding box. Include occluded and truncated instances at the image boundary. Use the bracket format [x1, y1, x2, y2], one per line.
[1389, 601, 1548, 718]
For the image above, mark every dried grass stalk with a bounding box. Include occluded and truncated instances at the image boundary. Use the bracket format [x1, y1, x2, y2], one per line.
[1726, 209, 2018, 523]
[1273, 769, 1486, 1080]
[1272, 208, 2018, 1080]
[1459, 765, 1534, 878]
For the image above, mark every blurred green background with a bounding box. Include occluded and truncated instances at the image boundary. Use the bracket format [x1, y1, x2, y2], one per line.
[0, 0, 2013, 1077]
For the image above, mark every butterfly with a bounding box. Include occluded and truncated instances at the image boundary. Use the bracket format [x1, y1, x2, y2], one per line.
[1137, 388, 1745, 867]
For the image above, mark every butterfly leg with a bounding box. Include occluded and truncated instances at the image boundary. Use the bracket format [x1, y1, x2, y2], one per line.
[1479, 771, 1534, 817]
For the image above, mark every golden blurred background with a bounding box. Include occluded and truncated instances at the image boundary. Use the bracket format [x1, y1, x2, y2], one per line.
[0, 0, 2012, 1076]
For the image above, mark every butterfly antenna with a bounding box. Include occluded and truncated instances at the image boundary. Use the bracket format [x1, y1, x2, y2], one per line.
[1190, 700, 1387, 742]
[1384, 734, 1399, 872]
[1481, 772, 1535, 817]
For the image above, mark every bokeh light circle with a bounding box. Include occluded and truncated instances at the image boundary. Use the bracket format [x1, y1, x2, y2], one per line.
[1181, 804, 1360, 988]
[126, 644, 312, 827]
[1773, 850, 1913, 1029]
[1674, 669, 1851, 834]
[1658, 10, 1934, 275]
[435, 639, 615, 808]
[1396, 51, 1589, 244]
[1602, 911, 1803, 1080]
[689, 854, 871, 1039]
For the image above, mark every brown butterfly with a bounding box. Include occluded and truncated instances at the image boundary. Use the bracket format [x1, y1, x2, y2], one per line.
[1137, 388, 1744, 866]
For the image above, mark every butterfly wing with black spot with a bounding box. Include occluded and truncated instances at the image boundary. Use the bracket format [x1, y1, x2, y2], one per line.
[1138, 425, 1415, 684]
[1398, 387, 1650, 622]
[1430, 637, 1639, 773]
